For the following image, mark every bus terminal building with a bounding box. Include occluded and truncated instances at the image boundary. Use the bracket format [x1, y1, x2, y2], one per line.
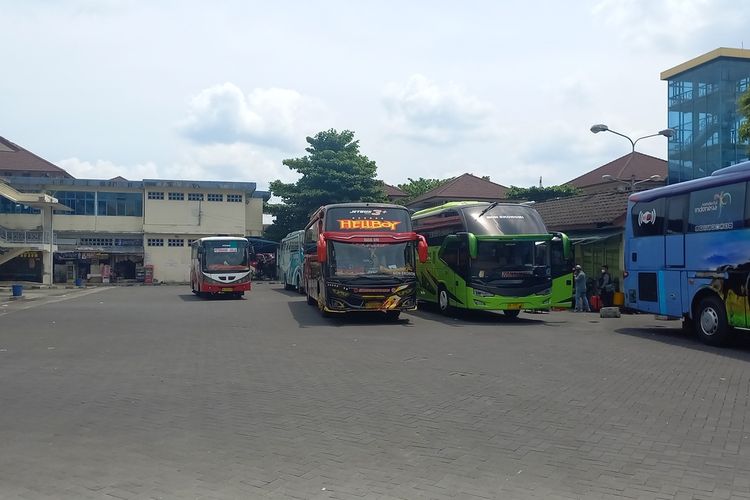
[0, 136, 268, 285]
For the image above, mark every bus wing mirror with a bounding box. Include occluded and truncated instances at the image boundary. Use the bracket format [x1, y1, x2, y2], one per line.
[417, 235, 428, 263]
[317, 235, 327, 263]
[467, 233, 477, 259]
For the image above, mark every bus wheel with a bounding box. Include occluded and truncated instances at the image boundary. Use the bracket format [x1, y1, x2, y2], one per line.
[438, 286, 452, 315]
[503, 309, 520, 319]
[696, 295, 731, 346]
[296, 276, 303, 294]
[306, 289, 316, 306]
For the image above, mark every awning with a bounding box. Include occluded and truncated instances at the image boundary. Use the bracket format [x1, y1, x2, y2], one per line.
[566, 229, 623, 246]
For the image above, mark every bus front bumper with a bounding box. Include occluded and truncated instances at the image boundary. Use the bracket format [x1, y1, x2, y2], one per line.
[201, 282, 252, 294]
[325, 282, 417, 312]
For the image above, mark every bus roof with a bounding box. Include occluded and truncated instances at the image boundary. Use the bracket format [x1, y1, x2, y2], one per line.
[412, 201, 531, 218]
[195, 236, 247, 241]
[318, 202, 408, 211]
[629, 160, 750, 203]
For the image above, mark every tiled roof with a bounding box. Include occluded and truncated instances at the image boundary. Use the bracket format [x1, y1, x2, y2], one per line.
[383, 183, 407, 197]
[534, 191, 631, 231]
[406, 173, 508, 207]
[0, 136, 73, 178]
[566, 152, 666, 189]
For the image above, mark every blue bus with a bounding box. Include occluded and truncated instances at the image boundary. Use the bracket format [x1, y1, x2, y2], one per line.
[624, 160, 750, 345]
[277, 230, 305, 293]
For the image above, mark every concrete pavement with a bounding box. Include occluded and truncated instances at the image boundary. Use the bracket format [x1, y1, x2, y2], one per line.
[0, 285, 749, 499]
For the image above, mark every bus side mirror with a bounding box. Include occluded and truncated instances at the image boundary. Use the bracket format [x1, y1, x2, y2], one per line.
[317, 235, 327, 263]
[417, 235, 428, 263]
[467, 233, 477, 259]
[456, 232, 478, 259]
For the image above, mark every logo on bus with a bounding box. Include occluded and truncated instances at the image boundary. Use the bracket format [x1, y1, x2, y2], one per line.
[349, 209, 386, 216]
[338, 219, 402, 231]
[638, 209, 656, 226]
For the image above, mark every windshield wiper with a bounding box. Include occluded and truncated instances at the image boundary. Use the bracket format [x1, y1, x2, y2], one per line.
[478, 201, 499, 218]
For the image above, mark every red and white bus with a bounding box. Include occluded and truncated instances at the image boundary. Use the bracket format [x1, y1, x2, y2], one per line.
[303, 203, 428, 320]
[190, 236, 253, 298]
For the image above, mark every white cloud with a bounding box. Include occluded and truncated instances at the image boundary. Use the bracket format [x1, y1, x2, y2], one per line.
[382, 74, 496, 145]
[57, 157, 159, 180]
[59, 143, 299, 194]
[165, 143, 299, 191]
[592, 0, 748, 51]
[177, 82, 329, 151]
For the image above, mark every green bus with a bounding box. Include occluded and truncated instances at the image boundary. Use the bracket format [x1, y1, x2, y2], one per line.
[412, 201, 572, 316]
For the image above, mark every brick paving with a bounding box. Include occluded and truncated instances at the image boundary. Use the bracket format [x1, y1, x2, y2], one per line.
[0, 285, 749, 499]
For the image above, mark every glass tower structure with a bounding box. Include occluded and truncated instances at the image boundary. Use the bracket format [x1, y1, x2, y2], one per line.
[662, 48, 750, 183]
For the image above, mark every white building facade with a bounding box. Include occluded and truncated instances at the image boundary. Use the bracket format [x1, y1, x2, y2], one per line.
[0, 176, 268, 284]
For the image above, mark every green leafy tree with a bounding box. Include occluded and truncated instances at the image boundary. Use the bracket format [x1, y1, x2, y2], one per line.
[505, 184, 580, 202]
[739, 88, 750, 144]
[394, 177, 451, 205]
[265, 129, 386, 241]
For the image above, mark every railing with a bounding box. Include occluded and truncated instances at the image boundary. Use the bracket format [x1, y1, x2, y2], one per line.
[0, 227, 56, 245]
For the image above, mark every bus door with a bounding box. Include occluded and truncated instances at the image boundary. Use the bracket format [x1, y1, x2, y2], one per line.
[660, 195, 688, 317]
[550, 233, 573, 308]
[629, 199, 666, 314]
[437, 235, 469, 308]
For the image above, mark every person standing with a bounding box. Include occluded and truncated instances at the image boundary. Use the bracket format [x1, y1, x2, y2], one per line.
[574, 265, 590, 312]
[599, 264, 614, 307]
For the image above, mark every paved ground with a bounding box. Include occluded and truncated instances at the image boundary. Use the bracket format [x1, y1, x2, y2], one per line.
[1, 284, 749, 499]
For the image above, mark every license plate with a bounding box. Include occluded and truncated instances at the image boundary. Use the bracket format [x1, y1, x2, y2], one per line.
[222, 287, 234, 292]
[506, 303, 523, 310]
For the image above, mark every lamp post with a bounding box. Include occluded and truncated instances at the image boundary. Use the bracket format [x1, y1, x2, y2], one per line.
[590, 124, 674, 191]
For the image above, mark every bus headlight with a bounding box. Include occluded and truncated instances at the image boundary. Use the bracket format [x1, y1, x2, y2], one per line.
[536, 288, 551, 295]
[473, 289, 494, 297]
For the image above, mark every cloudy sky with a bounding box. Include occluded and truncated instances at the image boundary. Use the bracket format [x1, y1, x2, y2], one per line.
[1, 0, 748, 193]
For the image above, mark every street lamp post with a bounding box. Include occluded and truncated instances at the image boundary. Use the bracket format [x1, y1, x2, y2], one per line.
[590, 124, 674, 191]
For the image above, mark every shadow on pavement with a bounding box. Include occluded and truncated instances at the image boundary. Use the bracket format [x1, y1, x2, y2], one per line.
[177, 293, 245, 302]
[287, 300, 416, 328]
[615, 325, 750, 359]
[271, 286, 306, 297]
[407, 301, 546, 326]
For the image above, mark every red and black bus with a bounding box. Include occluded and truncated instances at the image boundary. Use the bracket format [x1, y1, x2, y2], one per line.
[303, 203, 427, 319]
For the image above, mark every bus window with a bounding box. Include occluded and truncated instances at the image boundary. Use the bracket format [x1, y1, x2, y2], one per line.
[688, 182, 746, 232]
[631, 199, 665, 237]
[666, 195, 688, 234]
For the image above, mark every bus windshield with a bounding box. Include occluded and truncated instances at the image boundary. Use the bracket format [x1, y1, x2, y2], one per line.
[471, 240, 549, 285]
[464, 205, 547, 235]
[203, 240, 250, 272]
[329, 241, 415, 278]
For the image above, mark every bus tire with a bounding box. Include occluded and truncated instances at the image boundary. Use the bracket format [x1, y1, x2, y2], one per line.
[695, 295, 731, 346]
[306, 288, 316, 306]
[296, 274, 304, 294]
[283, 274, 293, 291]
[438, 286, 452, 315]
[503, 309, 520, 319]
